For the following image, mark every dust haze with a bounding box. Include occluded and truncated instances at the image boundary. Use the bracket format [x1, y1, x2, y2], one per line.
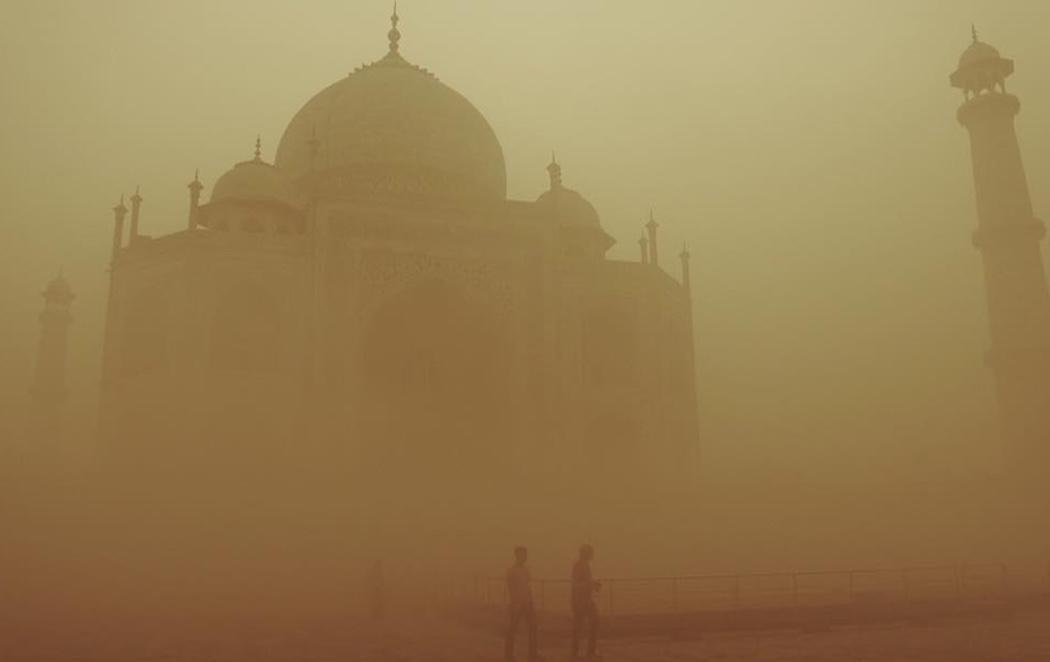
[3, 1, 1050, 659]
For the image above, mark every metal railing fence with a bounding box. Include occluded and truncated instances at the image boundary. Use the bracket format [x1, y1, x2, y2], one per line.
[464, 561, 1049, 617]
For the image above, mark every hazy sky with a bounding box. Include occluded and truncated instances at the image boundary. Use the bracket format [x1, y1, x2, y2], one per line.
[3, 1, 1049, 483]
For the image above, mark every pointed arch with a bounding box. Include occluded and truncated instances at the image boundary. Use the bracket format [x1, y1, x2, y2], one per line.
[357, 278, 511, 480]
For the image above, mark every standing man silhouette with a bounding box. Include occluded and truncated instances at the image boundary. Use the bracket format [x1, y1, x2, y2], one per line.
[571, 544, 601, 660]
[505, 546, 541, 661]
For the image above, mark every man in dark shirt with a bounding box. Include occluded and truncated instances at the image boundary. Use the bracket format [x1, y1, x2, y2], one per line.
[571, 544, 601, 660]
[505, 546, 541, 661]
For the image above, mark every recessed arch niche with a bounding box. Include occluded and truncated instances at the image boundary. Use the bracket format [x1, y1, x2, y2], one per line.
[358, 278, 511, 483]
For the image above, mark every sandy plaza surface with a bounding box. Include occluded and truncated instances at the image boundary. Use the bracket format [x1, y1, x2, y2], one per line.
[8, 608, 1050, 662]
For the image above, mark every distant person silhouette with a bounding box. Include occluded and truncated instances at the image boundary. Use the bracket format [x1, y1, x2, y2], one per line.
[504, 546, 542, 661]
[571, 544, 601, 660]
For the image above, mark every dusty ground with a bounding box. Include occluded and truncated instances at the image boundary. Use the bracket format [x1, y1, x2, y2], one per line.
[605, 611, 1050, 661]
[9, 609, 1050, 661]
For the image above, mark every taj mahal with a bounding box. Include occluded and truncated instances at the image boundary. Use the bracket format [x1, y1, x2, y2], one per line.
[9, 9, 1050, 660]
[16, 13, 1050, 508]
[81, 8, 701, 505]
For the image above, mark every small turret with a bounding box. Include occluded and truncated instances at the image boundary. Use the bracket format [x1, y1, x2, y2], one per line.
[110, 196, 128, 264]
[129, 186, 143, 243]
[645, 210, 659, 267]
[679, 243, 691, 295]
[950, 26, 1014, 99]
[30, 272, 74, 449]
[188, 169, 204, 230]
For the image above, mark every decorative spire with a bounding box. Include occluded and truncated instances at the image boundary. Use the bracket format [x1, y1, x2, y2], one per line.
[129, 185, 143, 242]
[254, 135, 263, 162]
[971, 23, 978, 44]
[113, 194, 128, 216]
[546, 152, 563, 191]
[645, 209, 659, 267]
[388, 2, 402, 55]
[188, 169, 204, 230]
[110, 195, 128, 263]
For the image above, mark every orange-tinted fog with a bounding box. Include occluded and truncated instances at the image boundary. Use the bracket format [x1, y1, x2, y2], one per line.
[2, 0, 1050, 651]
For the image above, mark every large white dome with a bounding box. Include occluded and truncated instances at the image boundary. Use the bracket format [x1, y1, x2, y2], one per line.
[276, 29, 506, 204]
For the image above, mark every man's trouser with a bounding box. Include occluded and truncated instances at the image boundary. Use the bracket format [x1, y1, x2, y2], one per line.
[572, 599, 598, 656]
[505, 600, 538, 660]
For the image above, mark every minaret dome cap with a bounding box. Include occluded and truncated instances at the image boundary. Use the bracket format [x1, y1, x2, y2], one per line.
[43, 274, 74, 304]
[958, 40, 1002, 68]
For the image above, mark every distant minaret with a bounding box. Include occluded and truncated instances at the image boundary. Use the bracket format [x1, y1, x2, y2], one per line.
[951, 29, 1050, 470]
[30, 273, 74, 448]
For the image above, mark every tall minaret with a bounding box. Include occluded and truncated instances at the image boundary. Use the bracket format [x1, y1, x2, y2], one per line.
[951, 29, 1050, 470]
[30, 273, 75, 448]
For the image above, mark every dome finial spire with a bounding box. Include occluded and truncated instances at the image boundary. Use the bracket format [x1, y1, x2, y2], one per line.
[254, 135, 263, 162]
[388, 2, 402, 54]
[972, 23, 979, 44]
[546, 152, 563, 190]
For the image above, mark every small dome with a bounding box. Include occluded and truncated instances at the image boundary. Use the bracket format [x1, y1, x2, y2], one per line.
[537, 187, 601, 228]
[959, 40, 1001, 68]
[210, 159, 301, 209]
[43, 274, 74, 303]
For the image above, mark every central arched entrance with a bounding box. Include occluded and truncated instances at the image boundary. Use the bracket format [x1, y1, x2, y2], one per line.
[358, 279, 512, 495]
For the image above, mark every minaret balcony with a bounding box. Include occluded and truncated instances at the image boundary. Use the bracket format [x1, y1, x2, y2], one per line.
[957, 92, 1020, 126]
